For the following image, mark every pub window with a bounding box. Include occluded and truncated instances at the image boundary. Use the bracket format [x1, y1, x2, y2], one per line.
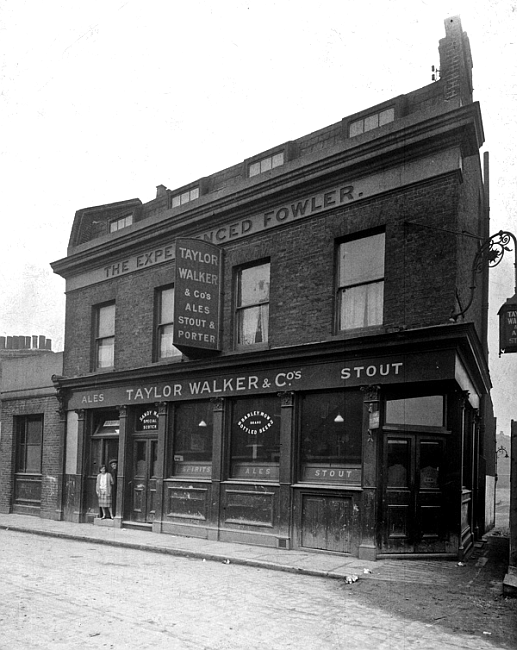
[337, 232, 385, 330]
[385, 395, 445, 428]
[299, 390, 362, 484]
[16, 415, 43, 474]
[349, 107, 395, 137]
[249, 151, 284, 177]
[94, 302, 115, 370]
[171, 187, 199, 208]
[109, 213, 133, 233]
[171, 401, 213, 478]
[155, 286, 181, 360]
[230, 396, 281, 481]
[235, 261, 270, 347]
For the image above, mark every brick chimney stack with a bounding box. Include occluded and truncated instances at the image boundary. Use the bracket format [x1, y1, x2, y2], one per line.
[439, 15, 474, 106]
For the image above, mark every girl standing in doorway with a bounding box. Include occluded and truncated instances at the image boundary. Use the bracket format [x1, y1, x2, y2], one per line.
[96, 465, 114, 519]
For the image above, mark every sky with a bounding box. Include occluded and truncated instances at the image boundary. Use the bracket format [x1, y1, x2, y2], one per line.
[1, 0, 516, 434]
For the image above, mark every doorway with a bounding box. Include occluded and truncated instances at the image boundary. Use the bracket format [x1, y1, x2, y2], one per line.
[381, 433, 448, 553]
[130, 437, 158, 524]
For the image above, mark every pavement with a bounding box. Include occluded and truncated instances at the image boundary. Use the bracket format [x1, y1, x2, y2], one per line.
[0, 511, 507, 586]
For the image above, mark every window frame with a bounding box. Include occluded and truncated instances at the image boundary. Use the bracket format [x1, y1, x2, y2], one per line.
[109, 213, 133, 233]
[154, 285, 182, 361]
[15, 415, 44, 474]
[248, 151, 285, 177]
[228, 395, 281, 481]
[171, 186, 200, 208]
[234, 259, 271, 349]
[383, 393, 449, 434]
[298, 390, 363, 484]
[336, 231, 385, 332]
[170, 400, 214, 478]
[349, 107, 395, 137]
[93, 302, 116, 371]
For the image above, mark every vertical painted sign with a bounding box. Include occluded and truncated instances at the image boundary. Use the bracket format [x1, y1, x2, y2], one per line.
[499, 296, 517, 354]
[174, 238, 222, 354]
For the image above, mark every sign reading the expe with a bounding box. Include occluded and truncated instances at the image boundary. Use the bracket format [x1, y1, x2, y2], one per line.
[173, 238, 222, 354]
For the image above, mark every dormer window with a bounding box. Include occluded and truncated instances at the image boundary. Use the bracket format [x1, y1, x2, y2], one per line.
[110, 214, 133, 233]
[171, 187, 199, 208]
[249, 152, 284, 177]
[349, 108, 395, 137]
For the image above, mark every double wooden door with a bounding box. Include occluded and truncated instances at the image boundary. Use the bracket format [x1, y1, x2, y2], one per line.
[130, 437, 158, 524]
[381, 433, 447, 553]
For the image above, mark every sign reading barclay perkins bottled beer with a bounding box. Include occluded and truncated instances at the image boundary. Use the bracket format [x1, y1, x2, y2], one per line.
[173, 238, 222, 354]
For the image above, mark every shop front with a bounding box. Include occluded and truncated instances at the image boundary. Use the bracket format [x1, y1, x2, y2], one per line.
[63, 338, 487, 559]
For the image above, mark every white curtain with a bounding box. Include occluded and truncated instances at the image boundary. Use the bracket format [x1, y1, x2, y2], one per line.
[340, 282, 383, 329]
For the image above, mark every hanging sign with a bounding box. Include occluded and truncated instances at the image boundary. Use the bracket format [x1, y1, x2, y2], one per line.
[498, 294, 517, 354]
[173, 238, 222, 355]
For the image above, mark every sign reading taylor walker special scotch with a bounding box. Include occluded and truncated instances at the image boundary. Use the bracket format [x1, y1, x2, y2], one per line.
[173, 238, 222, 354]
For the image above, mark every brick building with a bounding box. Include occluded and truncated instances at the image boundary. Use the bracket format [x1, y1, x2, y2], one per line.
[0, 347, 64, 519]
[50, 16, 495, 559]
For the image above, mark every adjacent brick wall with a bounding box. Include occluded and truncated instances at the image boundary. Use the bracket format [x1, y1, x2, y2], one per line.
[0, 394, 64, 518]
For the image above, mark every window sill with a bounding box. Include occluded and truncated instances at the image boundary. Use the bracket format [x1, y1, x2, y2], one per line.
[333, 326, 385, 339]
[382, 424, 451, 434]
[234, 343, 270, 352]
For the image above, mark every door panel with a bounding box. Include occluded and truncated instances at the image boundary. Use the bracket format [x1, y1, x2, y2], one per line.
[131, 438, 157, 524]
[415, 439, 444, 552]
[301, 494, 351, 553]
[382, 434, 446, 554]
[385, 438, 413, 552]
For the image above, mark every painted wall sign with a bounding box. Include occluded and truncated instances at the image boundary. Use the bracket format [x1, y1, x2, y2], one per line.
[67, 350, 456, 410]
[173, 238, 222, 354]
[65, 148, 461, 292]
[498, 298, 517, 354]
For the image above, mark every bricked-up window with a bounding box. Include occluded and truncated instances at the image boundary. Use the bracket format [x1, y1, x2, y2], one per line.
[337, 233, 385, 330]
[171, 187, 199, 208]
[235, 261, 270, 347]
[109, 214, 133, 233]
[230, 396, 281, 481]
[171, 401, 213, 478]
[300, 391, 362, 482]
[94, 302, 115, 369]
[349, 108, 394, 137]
[16, 415, 43, 473]
[155, 287, 181, 360]
[249, 152, 284, 177]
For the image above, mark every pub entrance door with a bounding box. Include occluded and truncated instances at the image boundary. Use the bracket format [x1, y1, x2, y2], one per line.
[381, 433, 448, 554]
[129, 437, 158, 524]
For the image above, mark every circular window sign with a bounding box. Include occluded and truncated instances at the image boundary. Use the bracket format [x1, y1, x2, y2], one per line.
[237, 411, 274, 435]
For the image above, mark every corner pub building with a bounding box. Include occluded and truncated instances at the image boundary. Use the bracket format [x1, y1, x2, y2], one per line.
[51, 17, 496, 560]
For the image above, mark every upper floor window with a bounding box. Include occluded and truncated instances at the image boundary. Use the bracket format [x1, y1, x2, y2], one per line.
[156, 286, 181, 360]
[171, 187, 199, 208]
[95, 303, 115, 369]
[16, 415, 43, 473]
[235, 261, 270, 347]
[349, 108, 394, 137]
[249, 152, 284, 177]
[337, 233, 385, 330]
[110, 214, 133, 233]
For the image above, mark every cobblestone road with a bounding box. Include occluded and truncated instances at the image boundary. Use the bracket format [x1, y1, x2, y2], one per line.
[0, 530, 507, 649]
